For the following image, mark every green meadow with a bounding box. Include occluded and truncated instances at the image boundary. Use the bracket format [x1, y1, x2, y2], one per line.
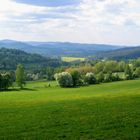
[0, 80, 140, 140]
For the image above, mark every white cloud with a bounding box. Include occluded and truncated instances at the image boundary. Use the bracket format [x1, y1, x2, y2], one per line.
[0, 0, 140, 45]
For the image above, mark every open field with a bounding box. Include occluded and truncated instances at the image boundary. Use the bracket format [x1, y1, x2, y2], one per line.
[0, 80, 140, 139]
[61, 57, 85, 62]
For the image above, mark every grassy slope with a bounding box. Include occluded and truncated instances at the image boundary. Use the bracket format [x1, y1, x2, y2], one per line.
[0, 80, 140, 139]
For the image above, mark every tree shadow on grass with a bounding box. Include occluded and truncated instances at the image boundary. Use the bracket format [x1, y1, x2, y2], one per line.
[21, 88, 38, 91]
[0, 88, 37, 92]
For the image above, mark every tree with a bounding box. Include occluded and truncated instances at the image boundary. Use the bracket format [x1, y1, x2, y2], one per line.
[0, 72, 13, 90]
[54, 72, 73, 87]
[94, 62, 104, 74]
[104, 72, 113, 82]
[85, 72, 96, 85]
[118, 61, 126, 72]
[96, 72, 104, 83]
[133, 67, 140, 78]
[124, 64, 133, 80]
[112, 73, 121, 81]
[16, 64, 25, 89]
[103, 61, 118, 73]
[70, 70, 82, 87]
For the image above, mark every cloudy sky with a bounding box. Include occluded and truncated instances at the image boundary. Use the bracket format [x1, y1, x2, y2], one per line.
[0, 0, 140, 45]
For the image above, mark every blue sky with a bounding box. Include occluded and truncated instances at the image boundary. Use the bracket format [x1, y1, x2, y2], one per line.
[0, 0, 140, 45]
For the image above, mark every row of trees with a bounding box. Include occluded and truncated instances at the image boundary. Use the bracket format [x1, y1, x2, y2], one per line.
[54, 71, 121, 88]
[54, 62, 140, 88]
[24, 59, 140, 82]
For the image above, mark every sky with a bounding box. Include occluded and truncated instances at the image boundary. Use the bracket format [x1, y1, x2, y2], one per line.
[0, 0, 140, 45]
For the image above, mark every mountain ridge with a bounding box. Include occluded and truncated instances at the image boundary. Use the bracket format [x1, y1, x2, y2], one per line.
[0, 39, 140, 59]
[0, 39, 123, 57]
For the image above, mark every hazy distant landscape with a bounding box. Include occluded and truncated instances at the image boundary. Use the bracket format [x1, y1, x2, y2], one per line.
[0, 0, 140, 139]
[1, 39, 140, 60]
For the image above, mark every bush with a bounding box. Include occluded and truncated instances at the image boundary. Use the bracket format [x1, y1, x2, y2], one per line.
[104, 72, 113, 82]
[133, 67, 140, 78]
[0, 72, 13, 90]
[112, 73, 121, 81]
[85, 72, 96, 85]
[124, 65, 133, 80]
[54, 72, 73, 87]
[96, 72, 104, 83]
[70, 70, 82, 87]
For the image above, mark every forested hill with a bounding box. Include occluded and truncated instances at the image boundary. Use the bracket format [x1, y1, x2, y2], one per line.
[0, 48, 63, 70]
[96, 46, 140, 60]
[0, 40, 122, 57]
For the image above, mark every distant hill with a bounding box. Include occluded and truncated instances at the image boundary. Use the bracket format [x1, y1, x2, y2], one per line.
[0, 48, 63, 70]
[0, 40, 122, 57]
[1, 39, 139, 59]
[97, 46, 140, 60]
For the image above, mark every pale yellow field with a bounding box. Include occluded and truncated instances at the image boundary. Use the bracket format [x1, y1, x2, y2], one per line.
[62, 57, 85, 62]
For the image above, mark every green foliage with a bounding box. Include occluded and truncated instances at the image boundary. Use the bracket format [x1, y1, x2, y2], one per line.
[85, 72, 96, 85]
[70, 70, 82, 86]
[0, 48, 66, 70]
[0, 72, 13, 90]
[132, 58, 140, 68]
[118, 61, 126, 72]
[97, 46, 140, 60]
[112, 73, 121, 81]
[94, 62, 104, 74]
[103, 61, 118, 73]
[16, 64, 25, 88]
[96, 72, 104, 83]
[54, 72, 73, 87]
[133, 67, 140, 78]
[104, 72, 113, 82]
[124, 65, 133, 80]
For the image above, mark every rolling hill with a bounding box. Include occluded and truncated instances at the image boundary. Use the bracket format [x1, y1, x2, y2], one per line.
[0, 39, 122, 57]
[1, 40, 140, 59]
[0, 48, 63, 70]
[97, 46, 140, 60]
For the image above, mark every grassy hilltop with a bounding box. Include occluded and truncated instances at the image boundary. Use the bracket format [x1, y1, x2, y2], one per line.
[0, 80, 140, 139]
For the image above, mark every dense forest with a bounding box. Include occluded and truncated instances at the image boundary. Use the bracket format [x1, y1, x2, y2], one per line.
[96, 46, 140, 60]
[0, 48, 67, 70]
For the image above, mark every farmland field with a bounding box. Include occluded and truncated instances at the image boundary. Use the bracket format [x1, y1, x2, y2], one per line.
[62, 57, 85, 62]
[0, 80, 140, 139]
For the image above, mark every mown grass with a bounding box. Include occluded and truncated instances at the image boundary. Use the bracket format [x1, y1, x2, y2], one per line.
[0, 80, 140, 139]
[61, 57, 85, 62]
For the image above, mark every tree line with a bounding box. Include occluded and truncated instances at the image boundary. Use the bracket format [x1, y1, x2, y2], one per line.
[1, 59, 140, 90]
[54, 59, 140, 87]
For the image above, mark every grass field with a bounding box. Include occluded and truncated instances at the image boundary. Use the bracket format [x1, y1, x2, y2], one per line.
[0, 80, 140, 139]
[62, 57, 85, 62]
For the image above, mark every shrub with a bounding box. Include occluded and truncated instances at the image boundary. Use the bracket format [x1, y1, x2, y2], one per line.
[0, 72, 13, 90]
[133, 67, 140, 78]
[112, 73, 121, 81]
[104, 72, 113, 82]
[54, 72, 73, 87]
[70, 70, 82, 87]
[85, 72, 96, 85]
[124, 65, 133, 80]
[96, 72, 104, 83]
